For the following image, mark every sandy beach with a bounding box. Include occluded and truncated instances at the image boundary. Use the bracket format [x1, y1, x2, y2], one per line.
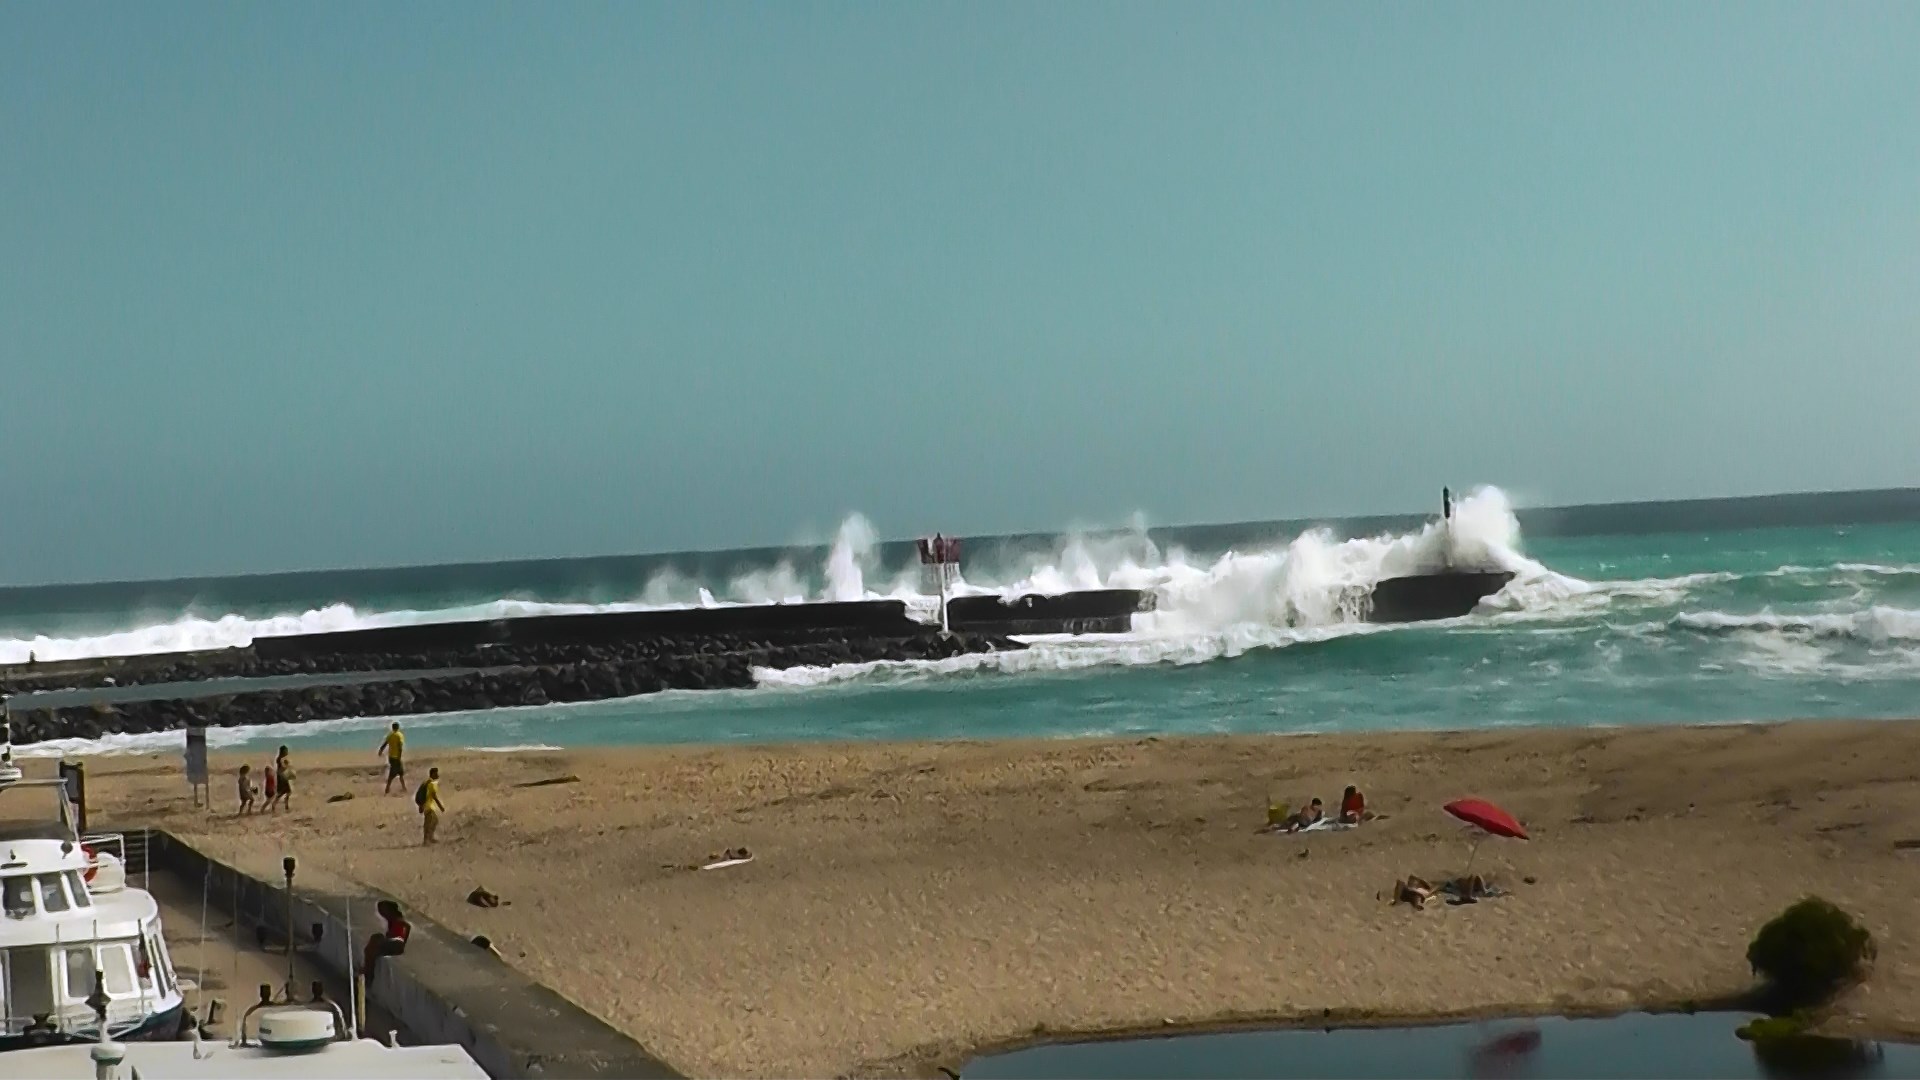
[75, 720, 1920, 1077]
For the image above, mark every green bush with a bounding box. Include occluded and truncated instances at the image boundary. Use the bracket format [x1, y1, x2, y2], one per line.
[1746, 897, 1875, 1005]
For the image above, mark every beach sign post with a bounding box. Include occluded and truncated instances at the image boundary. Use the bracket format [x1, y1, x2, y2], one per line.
[185, 725, 210, 809]
[0, 699, 20, 786]
[917, 534, 962, 635]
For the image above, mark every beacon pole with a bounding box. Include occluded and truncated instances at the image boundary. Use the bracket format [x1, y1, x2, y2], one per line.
[920, 535, 960, 636]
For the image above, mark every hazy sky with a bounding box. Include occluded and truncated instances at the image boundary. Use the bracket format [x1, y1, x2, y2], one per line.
[5, 2, 1918, 583]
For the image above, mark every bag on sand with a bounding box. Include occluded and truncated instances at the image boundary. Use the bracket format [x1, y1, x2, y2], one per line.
[414, 782, 429, 810]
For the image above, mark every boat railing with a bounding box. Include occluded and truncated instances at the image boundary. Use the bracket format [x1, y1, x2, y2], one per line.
[0, 998, 152, 1038]
[79, 830, 151, 893]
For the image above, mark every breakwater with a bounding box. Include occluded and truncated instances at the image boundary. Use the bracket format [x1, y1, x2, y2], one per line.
[0, 575, 1519, 743]
[0, 590, 1154, 696]
[6, 631, 1017, 743]
[1365, 570, 1515, 623]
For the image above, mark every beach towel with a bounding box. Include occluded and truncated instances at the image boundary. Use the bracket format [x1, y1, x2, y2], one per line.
[1440, 877, 1507, 904]
[1259, 818, 1357, 835]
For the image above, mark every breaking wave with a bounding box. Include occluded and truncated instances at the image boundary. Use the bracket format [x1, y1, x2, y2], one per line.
[0, 488, 1557, 666]
[1673, 606, 1920, 643]
[5, 486, 1915, 700]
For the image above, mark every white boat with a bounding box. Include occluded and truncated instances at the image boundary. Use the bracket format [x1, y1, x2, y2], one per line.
[0, 1038, 489, 1079]
[0, 743, 187, 1049]
[0, 994, 490, 1078]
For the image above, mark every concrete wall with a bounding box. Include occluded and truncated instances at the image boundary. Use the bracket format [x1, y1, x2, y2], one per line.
[251, 592, 1159, 658]
[144, 830, 682, 1079]
[1365, 571, 1515, 623]
[946, 589, 1154, 627]
[252, 599, 928, 658]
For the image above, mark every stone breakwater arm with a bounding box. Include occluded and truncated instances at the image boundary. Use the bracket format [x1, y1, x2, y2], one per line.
[0, 591, 1152, 696]
[5, 632, 1025, 744]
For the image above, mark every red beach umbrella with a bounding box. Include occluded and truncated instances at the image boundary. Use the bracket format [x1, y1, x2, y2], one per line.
[1444, 798, 1527, 875]
[1444, 798, 1529, 840]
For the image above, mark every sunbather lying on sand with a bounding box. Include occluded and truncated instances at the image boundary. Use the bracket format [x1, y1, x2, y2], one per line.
[1393, 875, 1437, 908]
[1392, 873, 1499, 909]
[1286, 798, 1325, 832]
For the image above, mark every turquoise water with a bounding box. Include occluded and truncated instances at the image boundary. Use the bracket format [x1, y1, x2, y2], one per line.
[962, 1013, 1916, 1079]
[5, 507, 1918, 757]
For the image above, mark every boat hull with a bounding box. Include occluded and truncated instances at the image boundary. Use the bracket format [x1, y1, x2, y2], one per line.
[0, 1002, 186, 1052]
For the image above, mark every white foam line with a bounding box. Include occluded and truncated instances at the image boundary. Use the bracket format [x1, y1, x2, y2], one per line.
[11, 683, 772, 759]
[465, 744, 564, 753]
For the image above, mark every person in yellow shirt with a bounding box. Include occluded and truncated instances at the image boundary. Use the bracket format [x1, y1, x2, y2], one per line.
[379, 722, 407, 794]
[418, 767, 445, 845]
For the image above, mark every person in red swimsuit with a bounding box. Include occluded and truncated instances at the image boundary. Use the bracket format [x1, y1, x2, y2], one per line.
[1339, 785, 1367, 824]
[362, 900, 411, 979]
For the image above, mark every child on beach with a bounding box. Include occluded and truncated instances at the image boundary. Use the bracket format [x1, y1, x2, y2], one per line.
[237, 765, 256, 815]
[262, 764, 277, 809]
[272, 746, 293, 812]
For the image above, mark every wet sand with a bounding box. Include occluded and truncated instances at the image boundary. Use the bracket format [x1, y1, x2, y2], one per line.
[76, 719, 1920, 1078]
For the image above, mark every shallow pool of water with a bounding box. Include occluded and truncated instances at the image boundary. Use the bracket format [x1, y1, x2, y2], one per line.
[963, 1012, 1918, 1079]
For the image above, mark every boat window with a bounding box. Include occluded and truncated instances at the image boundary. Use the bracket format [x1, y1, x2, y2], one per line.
[37, 875, 69, 913]
[66, 871, 91, 908]
[62, 947, 96, 1003]
[2, 876, 33, 918]
[6, 946, 56, 1020]
[100, 945, 136, 996]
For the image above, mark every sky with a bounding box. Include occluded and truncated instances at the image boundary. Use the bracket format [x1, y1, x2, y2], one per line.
[4, 2, 1919, 584]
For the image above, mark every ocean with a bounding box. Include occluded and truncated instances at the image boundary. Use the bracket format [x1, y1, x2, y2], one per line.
[4, 487, 1918, 759]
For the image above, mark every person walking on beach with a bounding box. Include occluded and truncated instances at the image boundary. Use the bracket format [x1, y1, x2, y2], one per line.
[379, 723, 406, 794]
[262, 763, 277, 810]
[272, 746, 294, 812]
[416, 767, 445, 845]
[236, 765, 256, 815]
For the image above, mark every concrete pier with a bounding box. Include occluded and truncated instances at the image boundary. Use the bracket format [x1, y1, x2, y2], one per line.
[141, 829, 682, 1078]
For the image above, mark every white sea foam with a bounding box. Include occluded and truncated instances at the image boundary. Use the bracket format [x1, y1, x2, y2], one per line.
[10, 486, 1909, 705]
[466, 743, 565, 753]
[758, 486, 1564, 688]
[0, 486, 1553, 664]
[1673, 605, 1920, 643]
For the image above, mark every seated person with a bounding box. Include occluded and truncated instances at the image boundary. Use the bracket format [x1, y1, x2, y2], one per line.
[1287, 797, 1325, 832]
[362, 900, 411, 978]
[1339, 785, 1366, 824]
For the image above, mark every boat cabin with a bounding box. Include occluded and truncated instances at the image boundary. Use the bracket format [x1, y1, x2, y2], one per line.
[0, 775, 182, 1043]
